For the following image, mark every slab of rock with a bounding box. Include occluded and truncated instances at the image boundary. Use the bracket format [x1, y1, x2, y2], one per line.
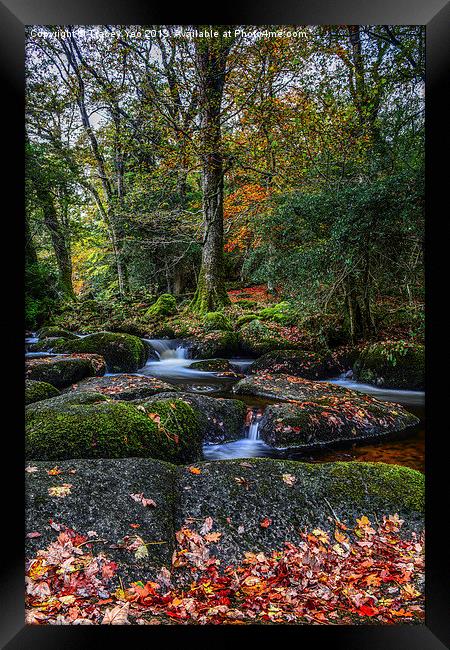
[65, 374, 178, 400]
[25, 458, 177, 585]
[26, 458, 424, 583]
[234, 373, 419, 450]
[187, 331, 239, 359]
[143, 392, 247, 443]
[25, 354, 106, 389]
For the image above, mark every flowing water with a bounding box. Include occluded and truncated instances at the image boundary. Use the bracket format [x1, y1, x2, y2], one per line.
[25, 334, 425, 472]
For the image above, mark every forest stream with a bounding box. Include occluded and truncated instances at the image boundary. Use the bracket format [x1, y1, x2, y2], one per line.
[47, 336, 423, 472]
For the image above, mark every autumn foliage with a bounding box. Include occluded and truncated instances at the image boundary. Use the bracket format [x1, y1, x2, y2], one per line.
[26, 514, 424, 625]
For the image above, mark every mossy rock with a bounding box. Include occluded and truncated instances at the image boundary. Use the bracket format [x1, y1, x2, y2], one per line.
[236, 313, 259, 327]
[143, 392, 247, 444]
[354, 341, 425, 390]
[175, 459, 424, 566]
[203, 311, 233, 332]
[25, 354, 106, 389]
[53, 332, 147, 373]
[188, 358, 232, 372]
[235, 299, 258, 309]
[25, 380, 60, 405]
[26, 458, 424, 583]
[188, 331, 239, 359]
[36, 326, 78, 340]
[26, 392, 203, 464]
[146, 294, 177, 319]
[65, 374, 178, 401]
[259, 396, 418, 451]
[238, 320, 294, 356]
[28, 337, 67, 353]
[250, 350, 336, 379]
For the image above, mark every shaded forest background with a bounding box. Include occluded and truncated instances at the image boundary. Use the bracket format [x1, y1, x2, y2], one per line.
[25, 25, 424, 345]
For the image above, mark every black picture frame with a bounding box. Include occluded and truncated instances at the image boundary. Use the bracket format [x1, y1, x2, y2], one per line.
[1, 0, 448, 647]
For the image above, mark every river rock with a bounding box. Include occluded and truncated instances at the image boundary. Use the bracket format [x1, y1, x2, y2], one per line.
[143, 392, 247, 443]
[188, 358, 232, 372]
[354, 341, 425, 390]
[36, 326, 78, 339]
[234, 373, 418, 450]
[26, 391, 203, 464]
[64, 374, 178, 400]
[25, 379, 60, 405]
[238, 319, 294, 356]
[26, 458, 424, 584]
[53, 332, 148, 373]
[187, 331, 239, 358]
[28, 337, 67, 353]
[25, 354, 106, 389]
[250, 349, 336, 378]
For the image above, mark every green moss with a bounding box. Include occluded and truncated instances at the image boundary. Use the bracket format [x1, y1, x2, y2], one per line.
[53, 332, 147, 373]
[203, 311, 233, 332]
[25, 380, 60, 405]
[236, 313, 259, 327]
[189, 358, 231, 372]
[258, 302, 294, 324]
[146, 294, 177, 319]
[189, 330, 239, 358]
[190, 268, 231, 314]
[26, 393, 203, 464]
[28, 337, 67, 352]
[36, 326, 78, 339]
[355, 341, 424, 390]
[238, 319, 293, 355]
[25, 356, 106, 388]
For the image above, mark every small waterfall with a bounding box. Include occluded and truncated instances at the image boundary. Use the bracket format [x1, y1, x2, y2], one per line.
[247, 408, 262, 440]
[144, 338, 188, 360]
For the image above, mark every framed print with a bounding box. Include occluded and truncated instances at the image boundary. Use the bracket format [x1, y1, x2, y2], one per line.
[0, 0, 449, 647]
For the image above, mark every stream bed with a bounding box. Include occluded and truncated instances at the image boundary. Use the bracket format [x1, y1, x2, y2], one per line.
[26, 335, 425, 472]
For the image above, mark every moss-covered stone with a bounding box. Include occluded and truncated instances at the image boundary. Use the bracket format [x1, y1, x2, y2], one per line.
[188, 331, 239, 359]
[65, 374, 178, 400]
[236, 313, 259, 327]
[354, 341, 425, 390]
[235, 373, 418, 450]
[188, 358, 232, 372]
[143, 392, 247, 444]
[25, 380, 60, 404]
[25, 458, 424, 582]
[36, 326, 78, 339]
[175, 459, 424, 566]
[258, 301, 294, 324]
[238, 320, 295, 356]
[28, 337, 67, 353]
[25, 354, 106, 388]
[26, 392, 203, 463]
[203, 311, 233, 332]
[250, 349, 336, 379]
[146, 294, 177, 319]
[53, 332, 147, 373]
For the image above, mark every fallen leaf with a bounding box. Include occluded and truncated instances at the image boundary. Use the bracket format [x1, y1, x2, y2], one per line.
[102, 603, 130, 625]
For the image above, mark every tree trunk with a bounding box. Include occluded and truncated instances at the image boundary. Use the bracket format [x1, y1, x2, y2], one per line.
[191, 33, 233, 313]
[36, 186, 74, 299]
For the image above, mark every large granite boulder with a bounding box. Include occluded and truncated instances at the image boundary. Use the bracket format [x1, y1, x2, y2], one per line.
[64, 374, 177, 400]
[53, 332, 148, 373]
[25, 354, 106, 389]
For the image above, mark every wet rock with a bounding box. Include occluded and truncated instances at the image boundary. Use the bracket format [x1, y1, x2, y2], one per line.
[25, 354, 106, 389]
[26, 391, 203, 464]
[28, 337, 67, 353]
[143, 392, 247, 444]
[238, 320, 294, 356]
[250, 349, 336, 379]
[188, 358, 232, 372]
[53, 332, 148, 373]
[234, 373, 418, 450]
[25, 379, 60, 405]
[64, 374, 178, 400]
